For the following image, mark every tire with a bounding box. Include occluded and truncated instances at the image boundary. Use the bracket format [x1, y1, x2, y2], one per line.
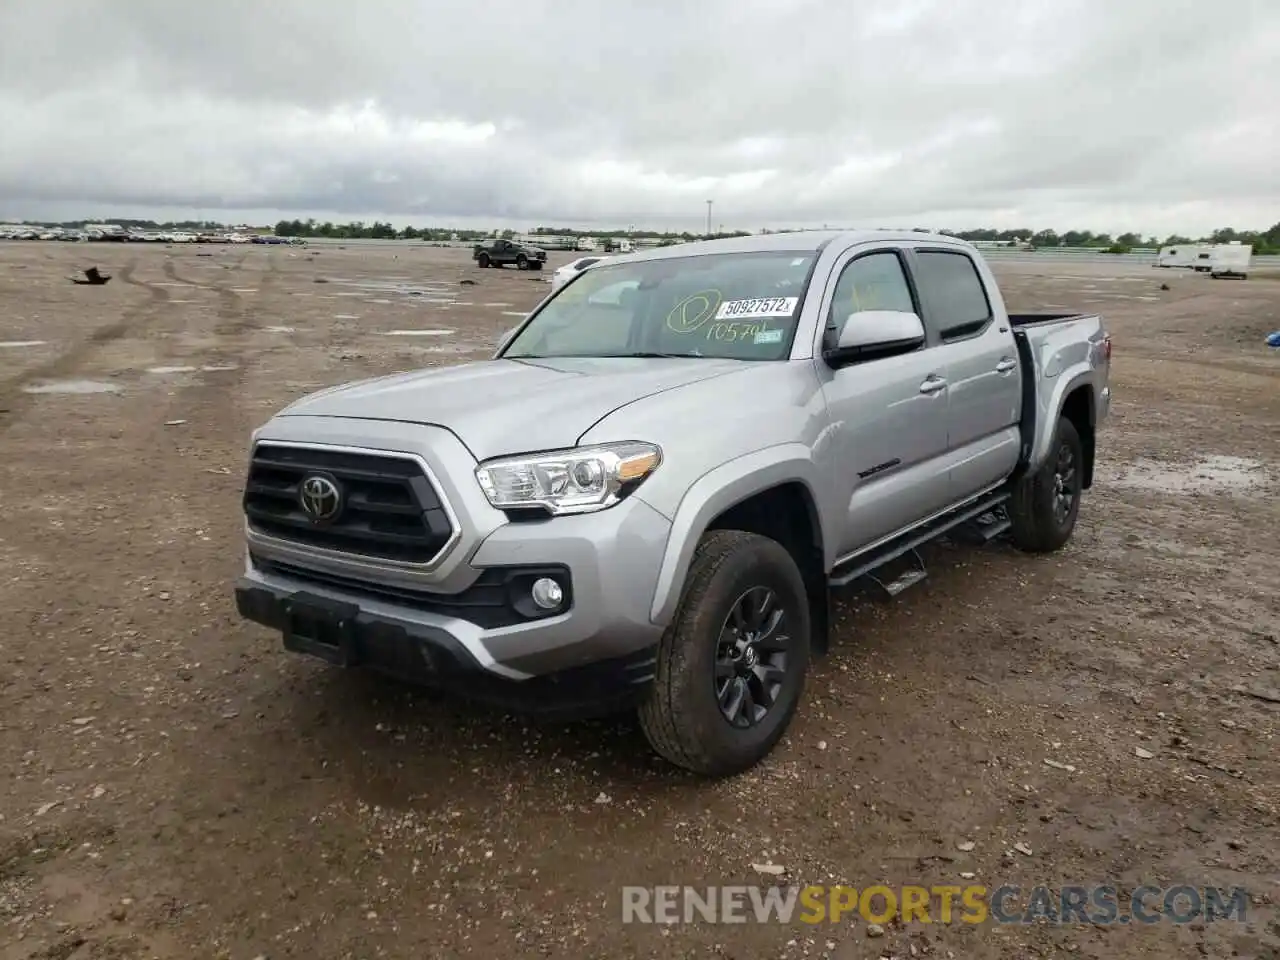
[639, 530, 811, 777]
[1008, 416, 1084, 553]
[516, 254, 529, 270]
[477, 253, 490, 268]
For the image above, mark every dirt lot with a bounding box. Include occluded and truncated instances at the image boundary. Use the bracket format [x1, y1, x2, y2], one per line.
[1, 241, 1276, 960]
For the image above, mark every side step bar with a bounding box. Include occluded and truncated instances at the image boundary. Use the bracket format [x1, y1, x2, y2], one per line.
[865, 548, 928, 597]
[949, 507, 1012, 545]
[828, 489, 1012, 589]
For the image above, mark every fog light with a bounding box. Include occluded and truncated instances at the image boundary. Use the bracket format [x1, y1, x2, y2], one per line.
[530, 577, 564, 611]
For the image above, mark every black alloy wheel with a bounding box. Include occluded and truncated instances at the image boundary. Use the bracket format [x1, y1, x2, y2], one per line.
[1051, 439, 1077, 527]
[714, 586, 790, 728]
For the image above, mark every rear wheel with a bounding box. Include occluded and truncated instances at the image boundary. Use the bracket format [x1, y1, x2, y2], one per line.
[639, 530, 811, 777]
[477, 253, 490, 268]
[1008, 416, 1083, 553]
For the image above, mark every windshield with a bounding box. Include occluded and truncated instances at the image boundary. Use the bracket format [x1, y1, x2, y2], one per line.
[502, 250, 816, 360]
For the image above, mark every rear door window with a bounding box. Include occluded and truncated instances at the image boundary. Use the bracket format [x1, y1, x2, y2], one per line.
[912, 251, 992, 340]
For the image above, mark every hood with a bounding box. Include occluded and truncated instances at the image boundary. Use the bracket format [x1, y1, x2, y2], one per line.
[277, 357, 747, 461]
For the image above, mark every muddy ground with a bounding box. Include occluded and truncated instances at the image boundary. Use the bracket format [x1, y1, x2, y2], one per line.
[1, 241, 1276, 960]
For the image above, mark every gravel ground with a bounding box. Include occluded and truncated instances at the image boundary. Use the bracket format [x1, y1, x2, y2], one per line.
[1, 241, 1276, 960]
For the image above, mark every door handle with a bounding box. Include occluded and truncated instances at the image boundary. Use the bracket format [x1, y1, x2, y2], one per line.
[995, 357, 1017, 373]
[919, 375, 947, 395]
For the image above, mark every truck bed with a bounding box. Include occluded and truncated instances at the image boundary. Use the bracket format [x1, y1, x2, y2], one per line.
[1008, 312, 1093, 327]
[1008, 310, 1108, 476]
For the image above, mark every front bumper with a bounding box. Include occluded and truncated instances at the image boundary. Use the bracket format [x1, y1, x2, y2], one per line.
[236, 418, 673, 710]
[234, 577, 658, 718]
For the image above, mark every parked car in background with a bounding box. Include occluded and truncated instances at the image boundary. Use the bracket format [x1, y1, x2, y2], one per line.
[550, 255, 609, 291]
[473, 238, 547, 270]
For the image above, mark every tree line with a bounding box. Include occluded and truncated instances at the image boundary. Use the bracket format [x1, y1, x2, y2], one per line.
[269, 219, 1280, 254]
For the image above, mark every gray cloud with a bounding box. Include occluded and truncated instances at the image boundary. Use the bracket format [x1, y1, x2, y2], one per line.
[1, 0, 1277, 233]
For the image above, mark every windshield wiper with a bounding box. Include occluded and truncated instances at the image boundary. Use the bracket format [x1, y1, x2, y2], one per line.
[593, 351, 705, 359]
[506, 351, 705, 360]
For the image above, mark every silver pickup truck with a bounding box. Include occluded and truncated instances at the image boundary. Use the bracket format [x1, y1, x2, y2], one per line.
[234, 231, 1111, 776]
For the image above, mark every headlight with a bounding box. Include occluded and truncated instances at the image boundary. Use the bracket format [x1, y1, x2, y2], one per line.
[475, 441, 662, 515]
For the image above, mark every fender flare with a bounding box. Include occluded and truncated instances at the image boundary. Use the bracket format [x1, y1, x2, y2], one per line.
[646, 444, 831, 626]
[1028, 364, 1095, 474]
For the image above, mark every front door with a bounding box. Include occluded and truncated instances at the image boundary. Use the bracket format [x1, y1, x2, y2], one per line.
[816, 248, 953, 556]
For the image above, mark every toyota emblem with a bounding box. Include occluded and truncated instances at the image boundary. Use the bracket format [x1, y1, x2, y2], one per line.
[298, 474, 342, 523]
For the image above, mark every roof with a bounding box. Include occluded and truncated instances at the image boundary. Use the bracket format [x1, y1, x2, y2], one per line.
[615, 229, 968, 263]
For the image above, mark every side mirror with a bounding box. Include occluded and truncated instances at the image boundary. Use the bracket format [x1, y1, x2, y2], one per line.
[824, 310, 925, 367]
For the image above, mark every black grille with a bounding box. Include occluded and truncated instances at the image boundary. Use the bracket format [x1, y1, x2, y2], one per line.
[243, 445, 454, 563]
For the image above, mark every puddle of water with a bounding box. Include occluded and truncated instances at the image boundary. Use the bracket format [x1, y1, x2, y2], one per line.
[147, 365, 197, 374]
[412, 342, 485, 354]
[1108, 455, 1270, 495]
[1046, 276, 1149, 283]
[231, 288, 258, 294]
[264, 325, 297, 334]
[0, 340, 48, 348]
[334, 314, 361, 320]
[202, 364, 240, 372]
[23, 379, 120, 395]
[382, 329, 456, 337]
[332, 277, 457, 295]
[483, 302, 514, 307]
[364, 298, 392, 305]
[169, 299, 196, 303]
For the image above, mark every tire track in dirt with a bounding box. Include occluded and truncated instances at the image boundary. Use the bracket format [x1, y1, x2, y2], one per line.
[163, 253, 268, 336]
[158, 251, 283, 457]
[0, 261, 171, 430]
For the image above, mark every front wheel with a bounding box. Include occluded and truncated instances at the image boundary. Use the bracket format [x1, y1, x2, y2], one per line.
[1008, 416, 1084, 553]
[639, 530, 811, 777]
[516, 254, 529, 270]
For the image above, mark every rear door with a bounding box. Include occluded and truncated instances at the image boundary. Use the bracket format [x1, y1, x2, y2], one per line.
[815, 245, 954, 556]
[907, 247, 1022, 499]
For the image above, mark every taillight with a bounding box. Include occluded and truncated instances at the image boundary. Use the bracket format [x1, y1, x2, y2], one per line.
[1102, 335, 1112, 362]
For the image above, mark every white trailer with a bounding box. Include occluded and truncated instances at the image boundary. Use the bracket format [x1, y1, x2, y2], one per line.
[1209, 242, 1252, 279]
[1155, 245, 1208, 268]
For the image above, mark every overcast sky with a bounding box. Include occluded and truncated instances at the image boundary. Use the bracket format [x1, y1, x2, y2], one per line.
[1, 0, 1276, 235]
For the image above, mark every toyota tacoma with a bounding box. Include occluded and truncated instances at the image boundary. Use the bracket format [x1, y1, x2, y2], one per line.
[235, 231, 1112, 776]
